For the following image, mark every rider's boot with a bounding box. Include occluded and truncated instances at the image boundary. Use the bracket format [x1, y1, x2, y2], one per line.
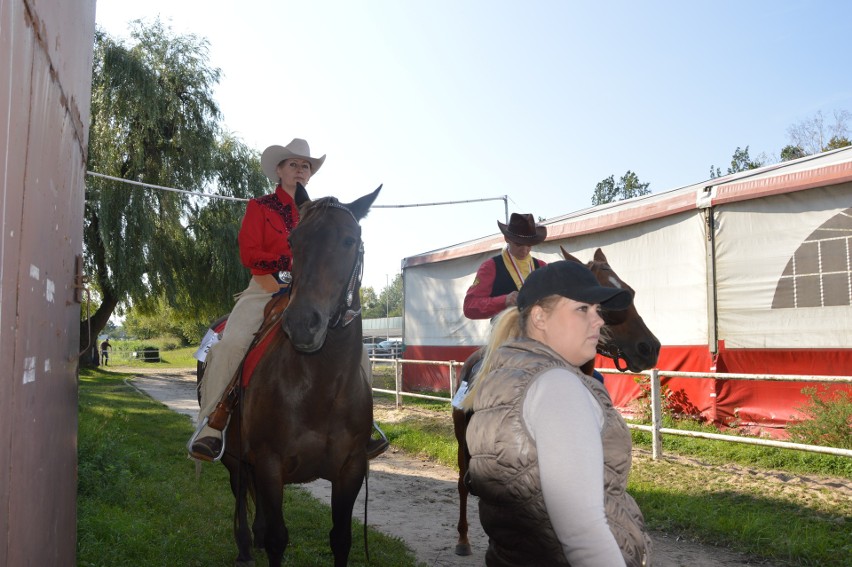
[189, 389, 234, 461]
[190, 430, 222, 461]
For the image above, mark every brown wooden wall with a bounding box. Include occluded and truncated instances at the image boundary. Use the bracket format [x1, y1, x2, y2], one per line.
[0, 0, 95, 564]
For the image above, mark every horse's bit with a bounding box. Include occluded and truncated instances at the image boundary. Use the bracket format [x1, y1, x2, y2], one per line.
[596, 343, 630, 372]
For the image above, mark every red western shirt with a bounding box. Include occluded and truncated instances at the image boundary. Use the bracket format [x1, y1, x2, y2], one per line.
[238, 185, 300, 275]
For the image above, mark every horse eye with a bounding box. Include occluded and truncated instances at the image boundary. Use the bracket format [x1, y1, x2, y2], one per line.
[343, 236, 357, 247]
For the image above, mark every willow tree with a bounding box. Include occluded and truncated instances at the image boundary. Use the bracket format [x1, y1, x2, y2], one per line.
[83, 20, 266, 352]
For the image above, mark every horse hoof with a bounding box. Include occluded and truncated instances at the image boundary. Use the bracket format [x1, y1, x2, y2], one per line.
[455, 543, 472, 556]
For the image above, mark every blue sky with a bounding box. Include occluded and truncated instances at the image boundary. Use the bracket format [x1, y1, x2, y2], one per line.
[94, 0, 852, 292]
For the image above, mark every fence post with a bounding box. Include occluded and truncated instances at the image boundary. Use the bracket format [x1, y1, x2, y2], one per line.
[449, 361, 456, 396]
[394, 359, 402, 408]
[650, 368, 663, 459]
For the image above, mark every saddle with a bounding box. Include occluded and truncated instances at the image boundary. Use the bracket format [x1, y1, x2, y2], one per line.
[205, 292, 291, 431]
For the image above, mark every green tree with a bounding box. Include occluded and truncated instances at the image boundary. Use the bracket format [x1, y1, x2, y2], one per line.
[83, 21, 266, 354]
[592, 171, 650, 206]
[381, 274, 404, 317]
[823, 135, 851, 151]
[780, 144, 807, 162]
[363, 275, 403, 318]
[710, 146, 763, 178]
[360, 286, 381, 318]
[729, 146, 763, 173]
[592, 175, 618, 206]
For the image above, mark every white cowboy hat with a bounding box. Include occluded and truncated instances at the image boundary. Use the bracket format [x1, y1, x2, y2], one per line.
[261, 138, 326, 183]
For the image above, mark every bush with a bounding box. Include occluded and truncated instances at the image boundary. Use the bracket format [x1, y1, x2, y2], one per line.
[628, 375, 702, 424]
[787, 386, 852, 449]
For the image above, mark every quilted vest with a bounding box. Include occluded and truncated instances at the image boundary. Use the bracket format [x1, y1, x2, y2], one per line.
[466, 338, 652, 567]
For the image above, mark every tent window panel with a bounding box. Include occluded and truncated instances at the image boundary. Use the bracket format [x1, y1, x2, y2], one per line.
[772, 277, 795, 308]
[795, 274, 822, 308]
[772, 209, 852, 309]
[794, 241, 819, 274]
[820, 238, 848, 273]
[822, 272, 850, 307]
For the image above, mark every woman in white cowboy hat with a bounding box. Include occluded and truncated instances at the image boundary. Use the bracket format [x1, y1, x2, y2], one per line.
[191, 138, 389, 462]
[191, 138, 324, 460]
[463, 212, 548, 320]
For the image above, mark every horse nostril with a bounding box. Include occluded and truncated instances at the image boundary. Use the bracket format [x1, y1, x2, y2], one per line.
[638, 342, 651, 356]
[308, 309, 324, 333]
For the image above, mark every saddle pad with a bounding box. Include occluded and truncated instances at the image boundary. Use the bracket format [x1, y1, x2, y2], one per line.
[241, 293, 290, 388]
[241, 324, 280, 388]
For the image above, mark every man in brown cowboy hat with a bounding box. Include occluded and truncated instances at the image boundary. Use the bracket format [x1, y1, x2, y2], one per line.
[463, 213, 547, 320]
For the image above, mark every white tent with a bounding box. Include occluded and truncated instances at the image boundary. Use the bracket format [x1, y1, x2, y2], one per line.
[400, 147, 852, 432]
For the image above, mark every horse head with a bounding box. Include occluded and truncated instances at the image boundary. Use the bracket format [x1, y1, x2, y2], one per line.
[561, 246, 660, 373]
[282, 183, 382, 352]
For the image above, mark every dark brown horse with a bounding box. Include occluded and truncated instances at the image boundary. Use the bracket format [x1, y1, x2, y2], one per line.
[452, 247, 661, 556]
[221, 184, 381, 567]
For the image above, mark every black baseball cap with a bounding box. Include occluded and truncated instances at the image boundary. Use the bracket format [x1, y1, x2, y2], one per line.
[517, 261, 633, 311]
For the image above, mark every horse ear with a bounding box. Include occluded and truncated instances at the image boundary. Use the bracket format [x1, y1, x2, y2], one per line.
[346, 184, 382, 221]
[560, 245, 582, 264]
[295, 182, 311, 207]
[593, 248, 607, 263]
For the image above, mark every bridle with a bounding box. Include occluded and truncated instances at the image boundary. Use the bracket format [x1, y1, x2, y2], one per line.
[590, 262, 632, 372]
[329, 238, 364, 328]
[307, 199, 364, 329]
[596, 342, 630, 372]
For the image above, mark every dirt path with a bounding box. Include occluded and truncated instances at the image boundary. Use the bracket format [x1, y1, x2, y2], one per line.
[127, 368, 812, 566]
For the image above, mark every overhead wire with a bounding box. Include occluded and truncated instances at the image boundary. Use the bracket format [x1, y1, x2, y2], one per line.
[85, 171, 509, 218]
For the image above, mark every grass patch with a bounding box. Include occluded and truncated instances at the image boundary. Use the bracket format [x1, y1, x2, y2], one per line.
[629, 424, 852, 479]
[77, 367, 420, 566]
[628, 455, 851, 565]
[102, 344, 200, 369]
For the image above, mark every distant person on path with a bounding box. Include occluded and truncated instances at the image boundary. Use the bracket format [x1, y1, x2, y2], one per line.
[100, 339, 112, 366]
[463, 261, 652, 566]
[463, 213, 548, 320]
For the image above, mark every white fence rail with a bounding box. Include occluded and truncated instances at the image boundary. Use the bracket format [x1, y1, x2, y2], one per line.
[369, 358, 852, 460]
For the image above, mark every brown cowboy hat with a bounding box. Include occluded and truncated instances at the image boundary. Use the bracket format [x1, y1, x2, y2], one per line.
[497, 213, 547, 246]
[261, 138, 326, 183]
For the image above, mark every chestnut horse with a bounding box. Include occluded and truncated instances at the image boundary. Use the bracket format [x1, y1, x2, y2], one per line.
[220, 184, 381, 567]
[452, 247, 661, 556]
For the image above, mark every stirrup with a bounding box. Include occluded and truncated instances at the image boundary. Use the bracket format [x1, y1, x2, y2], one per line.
[372, 421, 388, 443]
[187, 416, 228, 462]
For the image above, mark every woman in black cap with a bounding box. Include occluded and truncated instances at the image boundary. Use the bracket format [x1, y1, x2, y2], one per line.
[463, 260, 652, 567]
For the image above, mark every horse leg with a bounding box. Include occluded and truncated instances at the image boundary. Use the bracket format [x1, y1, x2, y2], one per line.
[453, 407, 472, 556]
[253, 456, 288, 567]
[329, 457, 367, 567]
[224, 456, 255, 567]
